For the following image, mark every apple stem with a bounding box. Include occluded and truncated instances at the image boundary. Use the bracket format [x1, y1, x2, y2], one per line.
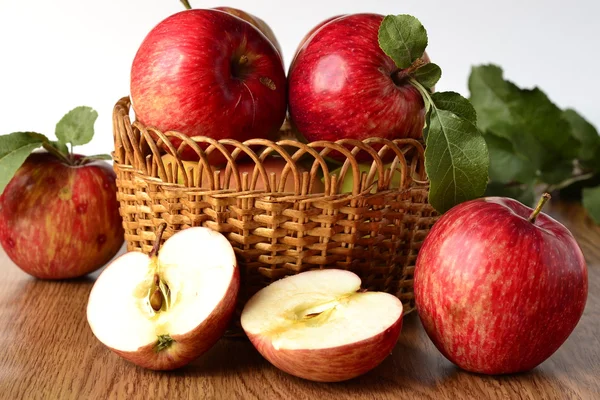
[528, 193, 551, 223]
[239, 55, 249, 65]
[149, 223, 167, 258]
[180, 0, 192, 10]
[391, 58, 426, 86]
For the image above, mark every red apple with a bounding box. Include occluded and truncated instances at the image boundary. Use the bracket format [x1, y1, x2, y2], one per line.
[288, 13, 427, 158]
[241, 269, 403, 382]
[291, 15, 345, 69]
[214, 6, 282, 56]
[87, 226, 239, 370]
[0, 152, 124, 279]
[414, 195, 588, 375]
[161, 154, 325, 193]
[130, 10, 287, 163]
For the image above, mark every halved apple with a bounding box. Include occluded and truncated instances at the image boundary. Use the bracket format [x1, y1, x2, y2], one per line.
[241, 269, 403, 382]
[86, 226, 239, 370]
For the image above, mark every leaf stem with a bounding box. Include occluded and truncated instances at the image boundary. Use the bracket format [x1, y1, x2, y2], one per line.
[392, 58, 427, 85]
[410, 77, 435, 111]
[528, 193, 551, 223]
[180, 0, 192, 9]
[42, 142, 72, 165]
[547, 171, 596, 193]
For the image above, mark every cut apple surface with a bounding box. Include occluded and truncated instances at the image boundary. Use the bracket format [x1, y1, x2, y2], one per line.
[241, 269, 403, 382]
[87, 226, 239, 370]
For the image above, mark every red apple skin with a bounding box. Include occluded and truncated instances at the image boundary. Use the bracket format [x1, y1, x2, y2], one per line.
[290, 15, 345, 70]
[414, 197, 588, 375]
[130, 10, 287, 163]
[0, 152, 124, 279]
[214, 7, 282, 57]
[288, 14, 426, 156]
[246, 313, 402, 382]
[110, 267, 240, 370]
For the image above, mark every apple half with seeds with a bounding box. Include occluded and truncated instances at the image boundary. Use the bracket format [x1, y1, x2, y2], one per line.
[241, 269, 403, 382]
[87, 225, 239, 370]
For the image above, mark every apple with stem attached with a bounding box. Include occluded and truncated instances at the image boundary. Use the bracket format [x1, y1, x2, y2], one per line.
[0, 152, 124, 279]
[414, 194, 588, 375]
[288, 13, 428, 160]
[241, 269, 403, 382]
[87, 224, 239, 370]
[130, 9, 287, 164]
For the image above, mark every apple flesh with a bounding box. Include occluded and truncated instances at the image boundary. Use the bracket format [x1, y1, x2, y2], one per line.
[87, 226, 239, 370]
[241, 269, 403, 382]
[161, 154, 325, 193]
[130, 9, 287, 163]
[288, 13, 427, 159]
[414, 195, 588, 375]
[0, 152, 124, 279]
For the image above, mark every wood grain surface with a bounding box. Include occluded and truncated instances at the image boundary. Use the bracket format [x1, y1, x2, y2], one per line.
[0, 201, 598, 400]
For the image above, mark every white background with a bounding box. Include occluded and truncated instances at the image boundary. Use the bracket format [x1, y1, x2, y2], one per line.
[1, 0, 599, 157]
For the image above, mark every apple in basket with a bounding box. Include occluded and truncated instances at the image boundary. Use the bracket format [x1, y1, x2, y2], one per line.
[87, 225, 239, 370]
[288, 14, 429, 153]
[214, 6, 282, 55]
[241, 269, 404, 382]
[130, 9, 287, 163]
[414, 194, 588, 375]
[161, 154, 325, 193]
[290, 15, 345, 69]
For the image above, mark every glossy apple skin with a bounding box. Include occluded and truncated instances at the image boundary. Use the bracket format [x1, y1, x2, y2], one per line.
[288, 14, 426, 154]
[246, 313, 402, 382]
[290, 15, 345, 70]
[214, 7, 282, 56]
[0, 152, 124, 279]
[414, 197, 588, 375]
[112, 267, 240, 371]
[130, 10, 287, 163]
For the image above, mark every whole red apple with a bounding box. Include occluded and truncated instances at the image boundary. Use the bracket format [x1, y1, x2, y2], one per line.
[288, 14, 427, 154]
[130, 10, 287, 163]
[414, 195, 588, 375]
[214, 6, 282, 56]
[0, 152, 124, 279]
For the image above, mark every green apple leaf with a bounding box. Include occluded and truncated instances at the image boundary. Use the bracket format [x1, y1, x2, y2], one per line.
[0, 132, 47, 193]
[484, 132, 536, 184]
[51, 140, 69, 156]
[485, 181, 536, 208]
[55, 106, 98, 146]
[469, 65, 580, 167]
[432, 92, 477, 125]
[539, 160, 575, 185]
[582, 185, 600, 224]
[413, 63, 441, 90]
[425, 107, 489, 213]
[563, 109, 600, 163]
[378, 15, 428, 69]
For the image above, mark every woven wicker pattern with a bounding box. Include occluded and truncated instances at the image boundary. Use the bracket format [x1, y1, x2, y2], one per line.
[112, 97, 438, 318]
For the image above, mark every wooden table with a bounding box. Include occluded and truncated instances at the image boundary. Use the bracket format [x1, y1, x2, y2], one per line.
[1, 201, 598, 399]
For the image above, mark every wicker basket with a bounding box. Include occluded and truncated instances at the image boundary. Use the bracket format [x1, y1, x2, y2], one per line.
[112, 96, 438, 323]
